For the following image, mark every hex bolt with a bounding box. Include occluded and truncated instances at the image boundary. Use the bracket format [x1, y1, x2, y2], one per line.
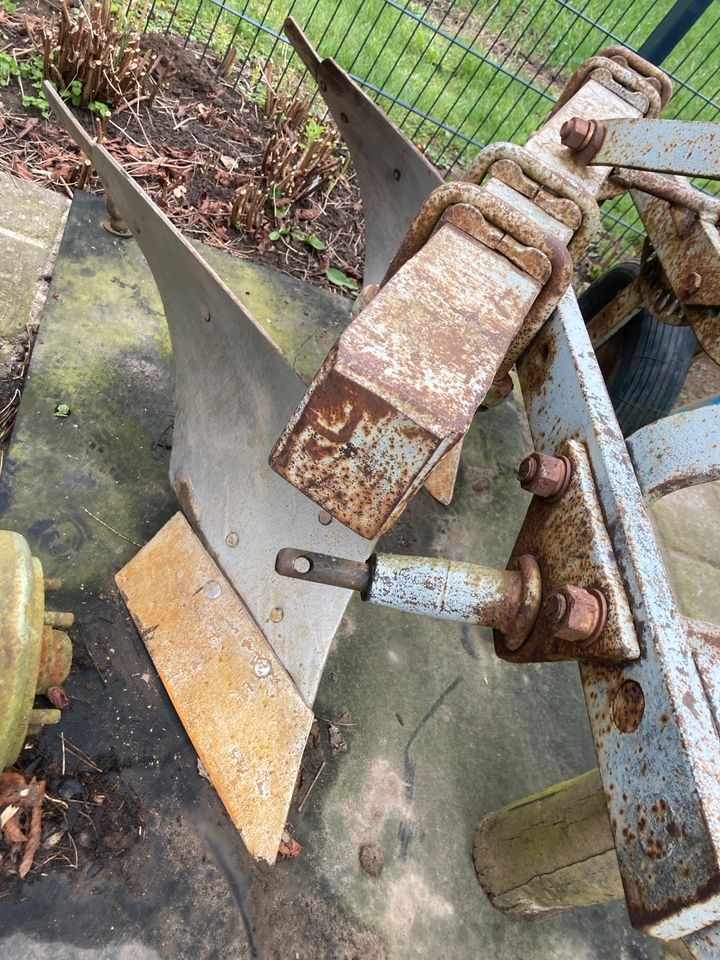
[560, 117, 597, 151]
[680, 271, 702, 297]
[517, 452, 571, 499]
[545, 584, 607, 644]
[544, 592, 567, 624]
[517, 456, 538, 486]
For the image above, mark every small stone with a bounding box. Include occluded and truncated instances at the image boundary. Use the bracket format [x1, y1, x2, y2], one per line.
[59, 777, 83, 800]
[359, 842, 383, 878]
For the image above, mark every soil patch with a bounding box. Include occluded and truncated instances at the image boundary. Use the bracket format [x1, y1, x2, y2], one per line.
[0, 5, 365, 292]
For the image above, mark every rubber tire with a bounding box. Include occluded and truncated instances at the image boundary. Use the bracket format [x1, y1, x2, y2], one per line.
[577, 261, 697, 437]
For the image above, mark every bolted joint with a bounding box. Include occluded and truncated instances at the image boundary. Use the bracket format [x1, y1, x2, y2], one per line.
[680, 271, 703, 298]
[545, 584, 607, 644]
[517, 452, 571, 499]
[559, 117, 604, 162]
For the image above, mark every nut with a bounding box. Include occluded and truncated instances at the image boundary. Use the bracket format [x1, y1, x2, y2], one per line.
[517, 452, 571, 499]
[560, 117, 596, 151]
[545, 584, 607, 644]
[680, 271, 702, 298]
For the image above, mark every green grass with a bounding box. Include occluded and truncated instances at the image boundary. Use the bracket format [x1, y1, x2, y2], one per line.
[144, 0, 720, 261]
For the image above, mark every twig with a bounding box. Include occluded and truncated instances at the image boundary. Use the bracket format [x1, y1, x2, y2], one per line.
[60, 731, 66, 776]
[61, 737, 102, 773]
[298, 760, 325, 813]
[82, 507, 141, 547]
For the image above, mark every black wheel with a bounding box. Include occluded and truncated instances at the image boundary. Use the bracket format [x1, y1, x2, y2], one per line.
[577, 260, 697, 436]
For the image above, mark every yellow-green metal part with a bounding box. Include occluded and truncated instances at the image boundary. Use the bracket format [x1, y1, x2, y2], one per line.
[0, 531, 71, 769]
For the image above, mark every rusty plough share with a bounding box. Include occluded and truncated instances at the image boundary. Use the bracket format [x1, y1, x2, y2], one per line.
[42, 17, 720, 952]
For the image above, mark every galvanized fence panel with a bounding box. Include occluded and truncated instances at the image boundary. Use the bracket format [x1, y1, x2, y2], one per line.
[145, 0, 720, 263]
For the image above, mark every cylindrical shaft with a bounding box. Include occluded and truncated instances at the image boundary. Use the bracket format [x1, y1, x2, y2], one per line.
[275, 548, 533, 634]
[275, 548, 371, 593]
[367, 554, 524, 632]
[611, 168, 720, 220]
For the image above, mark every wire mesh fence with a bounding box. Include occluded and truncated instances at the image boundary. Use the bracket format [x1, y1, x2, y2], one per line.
[145, 0, 720, 264]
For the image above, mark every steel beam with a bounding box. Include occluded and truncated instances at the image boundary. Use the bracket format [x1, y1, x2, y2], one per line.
[627, 406, 720, 502]
[590, 119, 720, 179]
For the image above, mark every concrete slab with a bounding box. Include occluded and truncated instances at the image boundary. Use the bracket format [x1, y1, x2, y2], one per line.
[652, 481, 720, 624]
[0, 173, 68, 336]
[0, 189, 695, 960]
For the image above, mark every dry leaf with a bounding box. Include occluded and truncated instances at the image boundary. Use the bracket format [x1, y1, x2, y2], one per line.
[0, 804, 20, 829]
[278, 836, 302, 858]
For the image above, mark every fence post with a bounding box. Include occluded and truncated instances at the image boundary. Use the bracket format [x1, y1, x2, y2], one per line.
[638, 0, 714, 65]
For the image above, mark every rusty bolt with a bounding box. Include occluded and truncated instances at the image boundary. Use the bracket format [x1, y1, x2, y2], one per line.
[560, 117, 597, 151]
[545, 584, 607, 644]
[517, 452, 571, 499]
[680, 272, 702, 297]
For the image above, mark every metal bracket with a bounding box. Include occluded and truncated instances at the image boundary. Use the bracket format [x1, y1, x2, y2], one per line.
[495, 438, 639, 663]
[589, 118, 720, 179]
[626, 406, 720, 502]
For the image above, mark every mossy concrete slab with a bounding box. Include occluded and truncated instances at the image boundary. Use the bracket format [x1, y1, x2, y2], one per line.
[0, 173, 68, 341]
[0, 191, 685, 959]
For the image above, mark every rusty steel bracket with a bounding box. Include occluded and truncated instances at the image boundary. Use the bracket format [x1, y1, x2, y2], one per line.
[547, 48, 667, 121]
[586, 118, 720, 180]
[0, 531, 73, 770]
[632, 190, 720, 308]
[271, 44, 659, 536]
[270, 185, 570, 539]
[520, 293, 720, 939]
[628, 189, 720, 366]
[494, 439, 638, 663]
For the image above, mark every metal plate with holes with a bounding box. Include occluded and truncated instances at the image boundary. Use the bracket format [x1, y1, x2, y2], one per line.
[116, 512, 313, 865]
[495, 439, 638, 663]
[45, 83, 374, 705]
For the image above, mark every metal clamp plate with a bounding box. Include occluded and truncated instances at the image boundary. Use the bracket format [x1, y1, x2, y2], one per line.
[495, 439, 639, 663]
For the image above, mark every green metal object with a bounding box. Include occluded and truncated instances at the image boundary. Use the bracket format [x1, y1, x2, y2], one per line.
[0, 530, 72, 770]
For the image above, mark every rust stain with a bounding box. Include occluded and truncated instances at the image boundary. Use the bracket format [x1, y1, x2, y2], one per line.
[115, 512, 313, 865]
[271, 221, 542, 539]
[494, 439, 639, 663]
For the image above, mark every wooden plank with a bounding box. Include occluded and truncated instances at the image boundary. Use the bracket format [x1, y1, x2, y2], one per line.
[473, 768, 624, 918]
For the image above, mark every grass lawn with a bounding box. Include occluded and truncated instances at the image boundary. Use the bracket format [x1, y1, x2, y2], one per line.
[145, 0, 720, 260]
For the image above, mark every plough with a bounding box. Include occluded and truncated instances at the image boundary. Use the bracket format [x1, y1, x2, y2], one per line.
[11, 18, 719, 953]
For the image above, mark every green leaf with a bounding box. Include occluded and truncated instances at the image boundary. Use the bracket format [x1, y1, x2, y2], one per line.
[305, 233, 326, 251]
[88, 100, 111, 117]
[54, 403, 71, 418]
[325, 267, 359, 291]
[268, 230, 282, 241]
